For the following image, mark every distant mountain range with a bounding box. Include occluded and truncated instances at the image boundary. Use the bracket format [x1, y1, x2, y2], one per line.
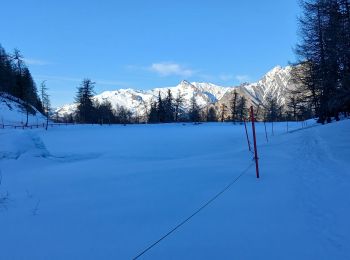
[56, 66, 296, 119]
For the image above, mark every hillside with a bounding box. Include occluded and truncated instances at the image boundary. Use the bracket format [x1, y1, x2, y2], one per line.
[0, 92, 46, 126]
[56, 66, 295, 120]
[0, 120, 349, 259]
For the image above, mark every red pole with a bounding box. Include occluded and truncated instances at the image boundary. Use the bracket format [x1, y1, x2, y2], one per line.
[250, 106, 260, 179]
[243, 118, 252, 152]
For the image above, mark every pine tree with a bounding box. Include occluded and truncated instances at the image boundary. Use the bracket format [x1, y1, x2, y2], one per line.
[291, 62, 320, 116]
[264, 95, 282, 122]
[207, 106, 217, 122]
[12, 49, 26, 101]
[75, 79, 96, 123]
[157, 92, 166, 123]
[22, 68, 39, 126]
[237, 96, 248, 122]
[0, 45, 15, 94]
[116, 106, 132, 124]
[230, 90, 239, 123]
[189, 96, 200, 122]
[219, 104, 227, 122]
[40, 81, 51, 130]
[337, 0, 350, 112]
[174, 92, 185, 122]
[286, 94, 300, 121]
[148, 100, 159, 123]
[164, 89, 174, 122]
[96, 100, 115, 124]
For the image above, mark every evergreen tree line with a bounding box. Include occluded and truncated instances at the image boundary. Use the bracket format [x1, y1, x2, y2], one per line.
[0, 44, 52, 126]
[147, 89, 221, 123]
[146, 88, 303, 124]
[148, 89, 192, 123]
[218, 91, 297, 124]
[293, 0, 350, 123]
[0, 45, 42, 111]
[228, 90, 249, 123]
[260, 94, 314, 123]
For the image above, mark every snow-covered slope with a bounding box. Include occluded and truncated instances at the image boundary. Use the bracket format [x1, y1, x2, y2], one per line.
[56, 66, 295, 119]
[1, 120, 349, 259]
[0, 92, 46, 125]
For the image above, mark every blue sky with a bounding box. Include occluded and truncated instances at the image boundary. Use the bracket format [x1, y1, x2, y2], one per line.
[0, 0, 300, 107]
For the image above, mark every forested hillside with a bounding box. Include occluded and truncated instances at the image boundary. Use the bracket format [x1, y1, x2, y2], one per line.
[293, 0, 350, 123]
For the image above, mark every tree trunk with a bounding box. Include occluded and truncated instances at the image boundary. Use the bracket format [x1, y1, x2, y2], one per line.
[46, 114, 49, 130]
[25, 108, 29, 127]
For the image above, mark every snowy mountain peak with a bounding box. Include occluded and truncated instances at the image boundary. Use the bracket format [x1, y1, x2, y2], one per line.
[267, 65, 283, 74]
[264, 65, 292, 79]
[180, 80, 191, 85]
[241, 65, 295, 105]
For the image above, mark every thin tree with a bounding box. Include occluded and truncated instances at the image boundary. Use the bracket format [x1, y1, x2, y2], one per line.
[174, 91, 185, 122]
[148, 100, 159, 123]
[230, 90, 239, 123]
[207, 106, 217, 122]
[164, 89, 174, 122]
[40, 81, 51, 130]
[189, 96, 200, 123]
[157, 92, 166, 123]
[286, 94, 300, 121]
[237, 96, 248, 123]
[265, 95, 282, 122]
[22, 68, 39, 126]
[220, 104, 227, 122]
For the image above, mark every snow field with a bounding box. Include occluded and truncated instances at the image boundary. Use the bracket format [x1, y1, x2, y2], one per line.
[0, 121, 349, 259]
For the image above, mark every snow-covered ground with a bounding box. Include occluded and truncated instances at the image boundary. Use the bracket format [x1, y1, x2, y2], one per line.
[0, 93, 46, 126]
[0, 121, 349, 259]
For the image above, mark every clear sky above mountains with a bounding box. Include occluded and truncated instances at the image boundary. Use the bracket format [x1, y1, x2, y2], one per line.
[0, 0, 300, 107]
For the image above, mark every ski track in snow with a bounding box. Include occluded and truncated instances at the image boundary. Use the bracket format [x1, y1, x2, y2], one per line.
[294, 126, 350, 258]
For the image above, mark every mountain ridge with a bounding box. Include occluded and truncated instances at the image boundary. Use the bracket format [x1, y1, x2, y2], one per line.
[56, 65, 295, 120]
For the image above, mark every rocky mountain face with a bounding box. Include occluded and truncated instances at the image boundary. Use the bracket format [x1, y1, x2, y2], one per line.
[243, 65, 295, 105]
[56, 66, 295, 120]
[214, 66, 296, 117]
